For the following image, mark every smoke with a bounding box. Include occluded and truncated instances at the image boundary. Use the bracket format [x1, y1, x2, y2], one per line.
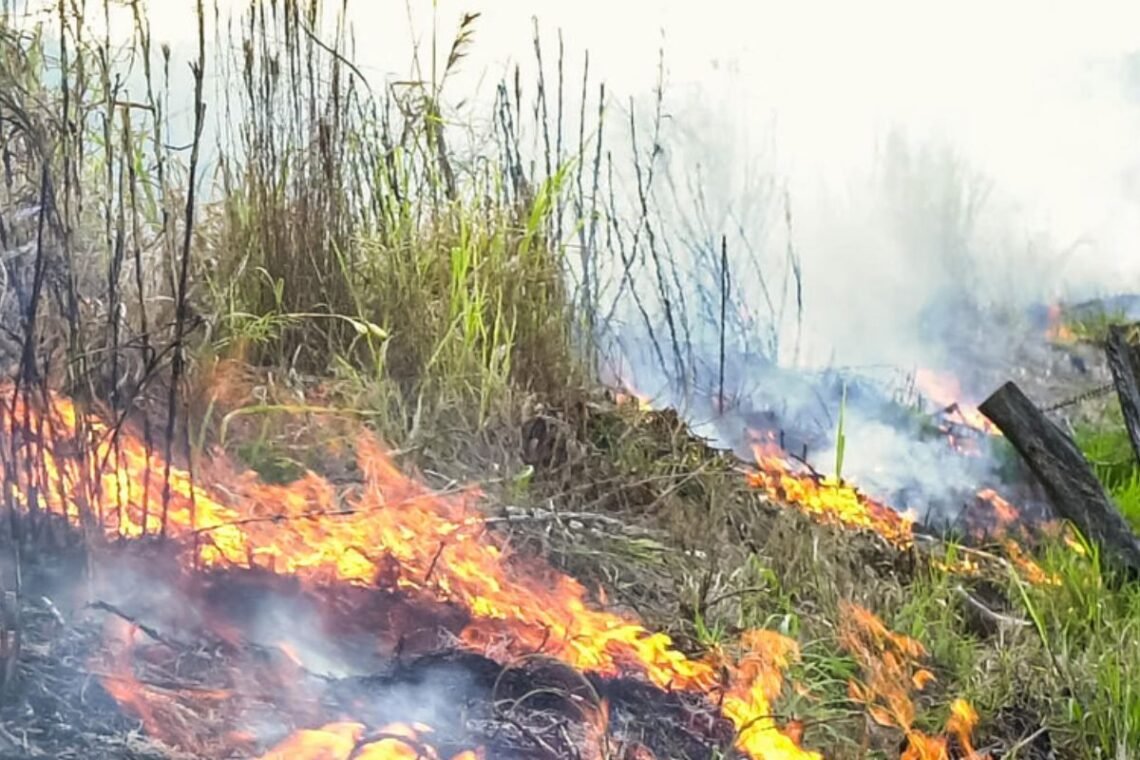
[563, 1, 1140, 518]
[595, 1, 1140, 370]
[77, 553, 476, 748]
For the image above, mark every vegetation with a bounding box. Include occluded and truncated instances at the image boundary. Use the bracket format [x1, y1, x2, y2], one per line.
[3, 2, 1140, 759]
[1066, 307, 1133, 346]
[1076, 408, 1140, 530]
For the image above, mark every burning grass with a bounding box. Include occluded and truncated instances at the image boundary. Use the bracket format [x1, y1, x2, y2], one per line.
[0, 385, 828, 759]
[516, 395, 1140, 758]
[7, 378, 1127, 759]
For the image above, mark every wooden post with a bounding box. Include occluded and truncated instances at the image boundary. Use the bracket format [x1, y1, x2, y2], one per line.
[979, 381, 1140, 576]
[1105, 324, 1140, 465]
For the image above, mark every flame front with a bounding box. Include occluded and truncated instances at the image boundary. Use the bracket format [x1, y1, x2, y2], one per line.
[0, 387, 817, 759]
[744, 405, 1058, 586]
[748, 442, 917, 549]
[256, 721, 480, 760]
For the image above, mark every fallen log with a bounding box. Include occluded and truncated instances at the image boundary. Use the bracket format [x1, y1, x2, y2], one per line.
[1105, 324, 1140, 465]
[979, 381, 1140, 576]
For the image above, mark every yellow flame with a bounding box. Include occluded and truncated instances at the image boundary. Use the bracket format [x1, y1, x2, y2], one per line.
[0, 387, 817, 760]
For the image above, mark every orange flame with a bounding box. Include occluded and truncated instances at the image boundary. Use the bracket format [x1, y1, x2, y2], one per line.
[748, 443, 917, 549]
[974, 491, 1061, 586]
[0, 387, 816, 759]
[615, 390, 653, 411]
[913, 369, 999, 437]
[745, 432, 1056, 587]
[1044, 303, 1075, 344]
[256, 721, 480, 760]
[613, 373, 653, 411]
[840, 603, 988, 760]
[974, 489, 1019, 532]
[946, 698, 982, 759]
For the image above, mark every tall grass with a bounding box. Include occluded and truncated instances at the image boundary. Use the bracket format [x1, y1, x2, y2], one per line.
[5, 0, 816, 446]
[198, 4, 586, 436]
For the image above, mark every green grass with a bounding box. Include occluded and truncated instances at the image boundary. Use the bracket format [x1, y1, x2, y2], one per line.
[1065, 307, 1132, 345]
[194, 3, 585, 449]
[1075, 408, 1140, 529]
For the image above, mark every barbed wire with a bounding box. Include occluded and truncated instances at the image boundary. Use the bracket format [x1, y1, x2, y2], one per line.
[1041, 382, 1116, 413]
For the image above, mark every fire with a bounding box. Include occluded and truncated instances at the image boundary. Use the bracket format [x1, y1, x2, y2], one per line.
[607, 364, 654, 411]
[723, 630, 820, 759]
[748, 443, 917, 549]
[257, 721, 478, 760]
[745, 443, 1061, 583]
[840, 603, 988, 760]
[1044, 303, 1075, 344]
[914, 368, 998, 437]
[946, 698, 982, 759]
[0, 387, 817, 759]
[974, 491, 1061, 586]
[613, 374, 653, 411]
[0, 375, 1062, 758]
[615, 389, 653, 411]
[974, 489, 1019, 532]
[740, 385, 1060, 588]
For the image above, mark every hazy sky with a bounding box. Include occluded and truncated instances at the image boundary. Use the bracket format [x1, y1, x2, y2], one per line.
[105, 0, 1139, 276]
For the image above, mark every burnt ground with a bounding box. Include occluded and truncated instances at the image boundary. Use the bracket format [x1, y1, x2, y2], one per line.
[0, 599, 174, 759]
[0, 539, 745, 760]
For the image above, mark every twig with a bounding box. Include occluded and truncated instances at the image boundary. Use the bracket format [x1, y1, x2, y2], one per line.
[424, 541, 446, 584]
[498, 713, 563, 759]
[641, 460, 714, 514]
[1003, 725, 1048, 757]
[784, 186, 804, 366]
[911, 534, 1014, 572]
[89, 670, 231, 698]
[702, 586, 771, 612]
[718, 234, 729, 412]
[952, 585, 1030, 628]
[36, 595, 64, 626]
[160, 0, 207, 537]
[87, 600, 173, 647]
